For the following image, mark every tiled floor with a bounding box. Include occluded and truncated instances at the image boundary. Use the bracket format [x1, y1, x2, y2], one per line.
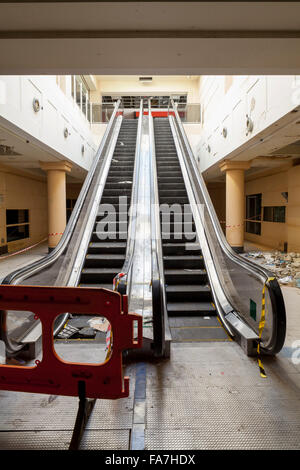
[0, 241, 48, 282]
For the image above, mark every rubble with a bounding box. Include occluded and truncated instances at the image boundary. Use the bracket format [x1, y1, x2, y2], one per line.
[88, 317, 110, 332]
[0, 340, 6, 364]
[242, 250, 300, 287]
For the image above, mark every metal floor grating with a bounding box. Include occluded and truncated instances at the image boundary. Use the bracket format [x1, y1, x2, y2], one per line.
[0, 343, 299, 450]
[0, 364, 136, 450]
[145, 427, 300, 450]
[145, 342, 300, 450]
[0, 430, 130, 450]
[168, 315, 231, 342]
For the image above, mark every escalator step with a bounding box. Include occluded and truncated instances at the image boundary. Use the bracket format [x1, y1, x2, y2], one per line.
[79, 283, 114, 290]
[158, 172, 182, 176]
[80, 268, 120, 283]
[105, 183, 133, 189]
[96, 211, 129, 217]
[162, 243, 201, 255]
[91, 231, 127, 241]
[164, 268, 207, 284]
[84, 254, 125, 268]
[158, 177, 184, 183]
[159, 198, 189, 205]
[167, 301, 216, 316]
[87, 242, 127, 254]
[100, 197, 130, 205]
[161, 232, 196, 242]
[165, 226, 196, 235]
[158, 182, 186, 188]
[163, 255, 204, 269]
[102, 190, 132, 198]
[159, 190, 187, 196]
[166, 284, 212, 301]
[94, 223, 129, 233]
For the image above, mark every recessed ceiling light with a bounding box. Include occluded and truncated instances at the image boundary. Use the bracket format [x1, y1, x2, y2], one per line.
[139, 77, 152, 83]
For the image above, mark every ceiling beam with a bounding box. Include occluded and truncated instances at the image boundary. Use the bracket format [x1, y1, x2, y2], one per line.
[1, 30, 300, 39]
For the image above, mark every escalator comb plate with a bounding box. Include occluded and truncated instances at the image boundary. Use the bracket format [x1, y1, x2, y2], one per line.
[56, 325, 80, 339]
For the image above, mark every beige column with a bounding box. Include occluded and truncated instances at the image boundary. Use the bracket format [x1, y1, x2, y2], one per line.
[287, 163, 300, 252]
[220, 160, 251, 252]
[40, 161, 72, 251]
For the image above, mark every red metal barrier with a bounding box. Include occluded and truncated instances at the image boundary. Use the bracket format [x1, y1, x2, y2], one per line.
[0, 285, 142, 399]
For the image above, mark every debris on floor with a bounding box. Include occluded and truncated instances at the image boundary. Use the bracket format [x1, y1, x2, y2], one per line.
[0, 340, 6, 365]
[242, 250, 300, 287]
[55, 316, 110, 341]
[78, 327, 96, 338]
[56, 324, 80, 339]
[88, 317, 110, 332]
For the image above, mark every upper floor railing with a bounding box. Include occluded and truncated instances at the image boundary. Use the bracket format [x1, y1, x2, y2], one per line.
[176, 103, 201, 123]
[89, 101, 202, 124]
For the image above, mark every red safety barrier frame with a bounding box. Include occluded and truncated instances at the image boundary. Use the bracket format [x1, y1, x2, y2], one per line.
[0, 285, 142, 400]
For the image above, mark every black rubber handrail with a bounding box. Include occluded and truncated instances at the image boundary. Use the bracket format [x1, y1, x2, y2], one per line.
[1, 100, 121, 288]
[149, 100, 168, 357]
[0, 100, 122, 355]
[116, 100, 144, 299]
[170, 99, 286, 355]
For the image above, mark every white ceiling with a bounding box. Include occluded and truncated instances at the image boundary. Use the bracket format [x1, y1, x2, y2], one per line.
[0, 124, 87, 182]
[0, 2, 300, 74]
[1, 2, 300, 32]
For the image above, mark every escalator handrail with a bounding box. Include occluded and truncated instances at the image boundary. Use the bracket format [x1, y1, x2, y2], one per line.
[170, 100, 286, 354]
[0, 100, 122, 354]
[148, 100, 168, 357]
[116, 100, 143, 297]
[1, 100, 122, 286]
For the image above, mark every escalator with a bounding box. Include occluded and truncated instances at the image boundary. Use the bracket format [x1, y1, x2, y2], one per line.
[0, 97, 287, 360]
[79, 120, 137, 289]
[153, 118, 229, 343]
[0, 100, 142, 356]
[150, 101, 286, 357]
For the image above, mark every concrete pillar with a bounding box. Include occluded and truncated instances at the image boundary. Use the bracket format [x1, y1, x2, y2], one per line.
[220, 160, 251, 253]
[40, 161, 72, 251]
[287, 163, 300, 252]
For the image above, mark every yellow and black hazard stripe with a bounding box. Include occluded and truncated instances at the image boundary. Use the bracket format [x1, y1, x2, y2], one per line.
[257, 277, 275, 378]
[113, 272, 126, 291]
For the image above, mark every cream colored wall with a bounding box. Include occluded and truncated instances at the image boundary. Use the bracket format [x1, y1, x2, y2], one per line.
[95, 76, 200, 103]
[0, 76, 97, 172]
[206, 182, 226, 233]
[0, 166, 48, 253]
[183, 123, 202, 157]
[287, 164, 300, 253]
[197, 75, 300, 175]
[91, 123, 108, 146]
[66, 183, 82, 200]
[245, 169, 289, 251]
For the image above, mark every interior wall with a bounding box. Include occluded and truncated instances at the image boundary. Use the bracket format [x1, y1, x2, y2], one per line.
[206, 182, 226, 233]
[0, 166, 48, 253]
[0, 75, 97, 174]
[66, 182, 82, 200]
[95, 76, 200, 103]
[287, 164, 300, 253]
[245, 169, 289, 250]
[197, 75, 300, 176]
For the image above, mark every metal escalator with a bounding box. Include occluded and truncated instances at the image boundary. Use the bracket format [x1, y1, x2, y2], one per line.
[79, 120, 137, 289]
[153, 118, 229, 343]
[150, 100, 286, 357]
[0, 100, 143, 356]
